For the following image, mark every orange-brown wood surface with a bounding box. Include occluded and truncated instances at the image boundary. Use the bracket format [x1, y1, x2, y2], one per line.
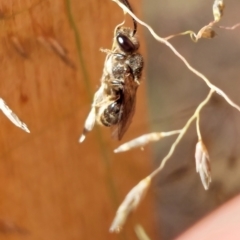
[0, 0, 157, 239]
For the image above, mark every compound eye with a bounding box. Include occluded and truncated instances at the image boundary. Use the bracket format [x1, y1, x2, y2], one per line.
[117, 33, 136, 53]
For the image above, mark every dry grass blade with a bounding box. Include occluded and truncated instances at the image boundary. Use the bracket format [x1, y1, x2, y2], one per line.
[109, 177, 151, 233]
[135, 224, 151, 240]
[114, 133, 161, 153]
[213, 0, 224, 22]
[195, 141, 211, 190]
[114, 130, 181, 153]
[0, 99, 30, 133]
[219, 23, 240, 30]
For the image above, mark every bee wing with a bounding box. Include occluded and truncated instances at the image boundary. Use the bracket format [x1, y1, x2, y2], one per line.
[112, 74, 138, 140]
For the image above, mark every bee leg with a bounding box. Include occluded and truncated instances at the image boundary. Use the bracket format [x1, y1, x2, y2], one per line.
[110, 80, 124, 88]
[79, 107, 96, 143]
[134, 79, 140, 85]
[100, 49, 125, 60]
[113, 53, 126, 60]
[100, 48, 112, 54]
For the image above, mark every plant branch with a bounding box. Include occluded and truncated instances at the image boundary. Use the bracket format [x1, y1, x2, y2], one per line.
[149, 89, 214, 179]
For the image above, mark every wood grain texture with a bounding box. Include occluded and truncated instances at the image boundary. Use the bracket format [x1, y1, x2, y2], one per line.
[0, 0, 157, 239]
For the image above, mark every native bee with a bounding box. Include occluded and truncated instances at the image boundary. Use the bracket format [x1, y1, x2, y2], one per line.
[79, 26, 144, 143]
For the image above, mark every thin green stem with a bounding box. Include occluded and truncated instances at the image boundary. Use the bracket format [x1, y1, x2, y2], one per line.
[65, 0, 92, 99]
[65, 0, 119, 208]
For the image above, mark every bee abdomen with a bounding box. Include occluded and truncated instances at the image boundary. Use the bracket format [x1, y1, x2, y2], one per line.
[100, 101, 121, 127]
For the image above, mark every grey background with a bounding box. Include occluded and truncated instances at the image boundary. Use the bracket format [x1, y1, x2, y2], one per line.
[142, 0, 240, 239]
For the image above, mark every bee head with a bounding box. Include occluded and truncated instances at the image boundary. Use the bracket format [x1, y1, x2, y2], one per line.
[115, 27, 139, 54]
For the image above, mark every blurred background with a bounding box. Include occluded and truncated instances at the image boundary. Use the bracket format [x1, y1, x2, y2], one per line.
[143, 0, 240, 239]
[0, 0, 239, 239]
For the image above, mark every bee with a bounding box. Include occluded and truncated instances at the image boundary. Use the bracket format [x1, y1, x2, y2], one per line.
[79, 26, 144, 143]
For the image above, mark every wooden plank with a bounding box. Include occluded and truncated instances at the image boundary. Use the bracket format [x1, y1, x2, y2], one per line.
[0, 0, 157, 239]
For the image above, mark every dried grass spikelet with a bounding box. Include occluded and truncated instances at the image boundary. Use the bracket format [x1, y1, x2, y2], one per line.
[213, 0, 224, 22]
[114, 130, 181, 153]
[109, 177, 151, 233]
[195, 141, 211, 190]
[0, 99, 30, 133]
[114, 133, 161, 153]
[194, 26, 216, 42]
[199, 27, 216, 39]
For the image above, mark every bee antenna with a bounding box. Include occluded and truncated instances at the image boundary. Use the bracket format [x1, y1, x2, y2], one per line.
[120, 0, 137, 36]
